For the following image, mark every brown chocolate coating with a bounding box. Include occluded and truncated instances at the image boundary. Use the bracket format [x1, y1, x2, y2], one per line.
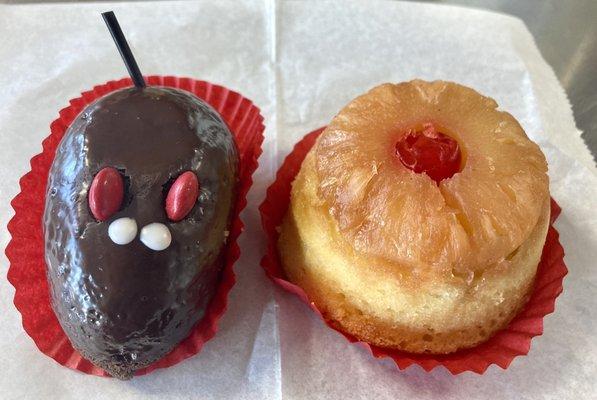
[43, 87, 238, 379]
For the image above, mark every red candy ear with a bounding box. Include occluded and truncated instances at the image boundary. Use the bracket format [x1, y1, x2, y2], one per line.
[89, 167, 124, 221]
[166, 171, 199, 222]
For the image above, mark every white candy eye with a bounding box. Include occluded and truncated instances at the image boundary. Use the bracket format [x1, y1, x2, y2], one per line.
[140, 223, 171, 251]
[108, 217, 137, 245]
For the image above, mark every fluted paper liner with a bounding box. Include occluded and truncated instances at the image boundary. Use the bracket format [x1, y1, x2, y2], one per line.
[260, 127, 567, 374]
[6, 77, 265, 377]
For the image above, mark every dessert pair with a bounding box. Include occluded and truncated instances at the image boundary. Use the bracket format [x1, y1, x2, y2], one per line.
[39, 79, 549, 379]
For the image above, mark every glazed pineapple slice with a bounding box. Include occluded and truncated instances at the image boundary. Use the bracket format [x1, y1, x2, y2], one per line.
[314, 81, 548, 277]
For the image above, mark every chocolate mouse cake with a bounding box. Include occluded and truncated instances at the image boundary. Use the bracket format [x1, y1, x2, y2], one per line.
[43, 86, 238, 379]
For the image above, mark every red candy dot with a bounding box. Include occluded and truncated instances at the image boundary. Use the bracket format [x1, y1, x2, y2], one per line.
[89, 167, 124, 221]
[395, 124, 461, 184]
[166, 171, 199, 222]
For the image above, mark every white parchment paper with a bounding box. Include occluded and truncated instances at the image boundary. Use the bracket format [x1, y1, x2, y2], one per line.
[0, 1, 595, 399]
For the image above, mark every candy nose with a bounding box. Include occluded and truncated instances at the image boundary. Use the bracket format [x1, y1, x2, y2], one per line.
[108, 217, 138, 245]
[139, 222, 172, 251]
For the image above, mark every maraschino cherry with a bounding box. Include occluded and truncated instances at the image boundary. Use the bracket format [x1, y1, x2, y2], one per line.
[396, 123, 461, 184]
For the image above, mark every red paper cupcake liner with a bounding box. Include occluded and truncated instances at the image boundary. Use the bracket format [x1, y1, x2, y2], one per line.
[5, 76, 265, 377]
[260, 127, 568, 375]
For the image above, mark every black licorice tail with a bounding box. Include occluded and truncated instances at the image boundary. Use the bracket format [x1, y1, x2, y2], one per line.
[102, 11, 146, 89]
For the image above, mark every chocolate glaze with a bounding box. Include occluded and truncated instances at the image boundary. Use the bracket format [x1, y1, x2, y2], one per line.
[43, 87, 238, 379]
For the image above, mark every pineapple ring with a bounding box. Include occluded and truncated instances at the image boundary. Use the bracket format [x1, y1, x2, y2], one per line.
[315, 80, 549, 277]
[280, 80, 550, 353]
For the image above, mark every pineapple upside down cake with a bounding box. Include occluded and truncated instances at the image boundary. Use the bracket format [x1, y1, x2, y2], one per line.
[278, 80, 550, 354]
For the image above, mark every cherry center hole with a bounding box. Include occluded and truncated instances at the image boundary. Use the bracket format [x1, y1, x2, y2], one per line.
[395, 123, 462, 184]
